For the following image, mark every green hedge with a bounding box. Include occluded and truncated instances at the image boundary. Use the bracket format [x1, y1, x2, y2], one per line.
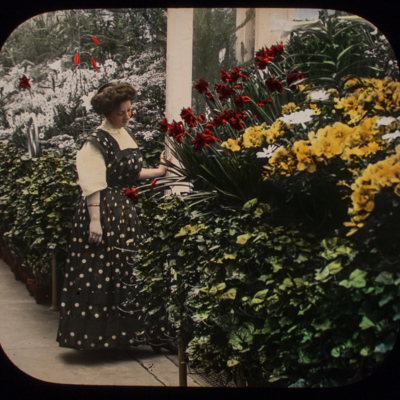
[0, 144, 80, 283]
[132, 194, 400, 387]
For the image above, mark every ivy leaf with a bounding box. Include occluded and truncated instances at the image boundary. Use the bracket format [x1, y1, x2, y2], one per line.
[237, 233, 252, 245]
[219, 288, 237, 301]
[359, 316, 375, 330]
[227, 359, 240, 367]
[375, 272, 394, 285]
[242, 198, 258, 211]
[326, 260, 342, 275]
[250, 289, 269, 305]
[315, 266, 330, 281]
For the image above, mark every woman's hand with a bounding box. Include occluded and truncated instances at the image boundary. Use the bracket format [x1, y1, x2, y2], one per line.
[159, 150, 172, 175]
[88, 219, 102, 245]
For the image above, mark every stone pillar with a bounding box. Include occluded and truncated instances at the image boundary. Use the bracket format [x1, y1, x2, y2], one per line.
[254, 8, 299, 50]
[165, 8, 194, 195]
[235, 8, 255, 65]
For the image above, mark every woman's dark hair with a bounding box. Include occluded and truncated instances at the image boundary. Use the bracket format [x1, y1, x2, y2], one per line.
[91, 82, 137, 114]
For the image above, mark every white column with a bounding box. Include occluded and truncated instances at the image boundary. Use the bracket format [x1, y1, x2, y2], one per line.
[235, 8, 255, 64]
[165, 8, 194, 195]
[254, 8, 298, 50]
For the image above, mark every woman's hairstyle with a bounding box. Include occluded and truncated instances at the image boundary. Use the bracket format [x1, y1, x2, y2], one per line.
[91, 82, 137, 114]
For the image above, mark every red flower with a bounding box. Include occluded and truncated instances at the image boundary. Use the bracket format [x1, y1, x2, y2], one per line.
[220, 69, 231, 83]
[286, 69, 304, 91]
[74, 53, 79, 66]
[254, 44, 284, 69]
[19, 75, 31, 90]
[233, 84, 242, 89]
[265, 78, 283, 94]
[160, 118, 168, 132]
[230, 66, 248, 81]
[194, 77, 209, 93]
[214, 84, 235, 100]
[181, 107, 200, 128]
[150, 179, 157, 190]
[256, 98, 273, 106]
[91, 36, 101, 45]
[198, 113, 206, 123]
[268, 43, 284, 58]
[213, 113, 228, 126]
[167, 120, 187, 143]
[229, 114, 245, 130]
[192, 129, 221, 150]
[90, 56, 98, 72]
[123, 187, 138, 203]
[206, 92, 215, 102]
[233, 95, 251, 108]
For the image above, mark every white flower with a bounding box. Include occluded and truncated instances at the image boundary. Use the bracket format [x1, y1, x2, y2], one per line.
[377, 116, 396, 126]
[382, 130, 400, 142]
[279, 109, 314, 125]
[309, 89, 329, 103]
[38, 133, 45, 139]
[80, 92, 95, 111]
[142, 131, 154, 141]
[256, 145, 279, 158]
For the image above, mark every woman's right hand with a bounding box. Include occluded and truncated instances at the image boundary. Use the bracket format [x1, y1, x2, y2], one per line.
[88, 219, 103, 245]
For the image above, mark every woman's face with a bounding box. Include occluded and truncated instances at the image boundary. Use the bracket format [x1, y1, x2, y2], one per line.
[104, 100, 132, 128]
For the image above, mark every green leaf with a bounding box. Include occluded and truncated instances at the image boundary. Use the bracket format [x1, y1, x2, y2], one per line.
[311, 319, 332, 331]
[375, 272, 394, 285]
[227, 359, 240, 367]
[242, 198, 258, 211]
[237, 233, 252, 245]
[359, 316, 375, 330]
[250, 289, 269, 305]
[326, 260, 342, 275]
[315, 266, 330, 281]
[219, 288, 237, 301]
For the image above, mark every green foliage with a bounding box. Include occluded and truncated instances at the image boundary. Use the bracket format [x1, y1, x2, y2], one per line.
[132, 194, 400, 387]
[0, 143, 79, 282]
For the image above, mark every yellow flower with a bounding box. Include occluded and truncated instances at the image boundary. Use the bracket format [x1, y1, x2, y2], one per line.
[265, 146, 297, 177]
[351, 186, 375, 213]
[222, 138, 242, 152]
[281, 102, 299, 114]
[312, 135, 343, 159]
[242, 126, 266, 148]
[292, 140, 317, 172]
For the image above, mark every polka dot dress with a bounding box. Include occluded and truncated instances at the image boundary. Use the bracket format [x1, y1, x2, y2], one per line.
[56, 128, 149, 350]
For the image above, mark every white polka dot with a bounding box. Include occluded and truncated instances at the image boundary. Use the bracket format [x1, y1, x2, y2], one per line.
[122, 332, 126, 336]
[129, 339, 133, 343]
[112, 335, 116, 340]
[84, 335, 88, 339]
[71, 252, 75, 256]
[115, 268, 120, 273]
[103, 307, 107, 311]
[105, 277, 110, 282]
[120, 234, 125, 238]
[99, 336, 103, 340]
[73, 238, 77, 242]
[97, 284, 102, 289]
[89, 268, 93, 272]
[74, 303, 79, 307]
[116, 283, 120, 288]
[70, 332, 75, 337]
[95, 314, 99, 318]
[89, 306, 93, 310]
[61, 302, 65, 307]
[81, 311, 86, 316]
[69, 282, 73, 286]
[91, 253, 95, 258]
[104, 343, 109, 347]
[100, 255, 104, 259]
[85, 245, 89, 249]
[86, 282, 90, 287]
[79, 238, 83, 243]
[82, 259, 86, 264]
[106, 263, 110, 267]
[99, 270, 103, 274]
[79, 274, 84, 278]
[77, 341, 81, 345]
[112, 306, 116, 310]
[91, 343, 95, 347]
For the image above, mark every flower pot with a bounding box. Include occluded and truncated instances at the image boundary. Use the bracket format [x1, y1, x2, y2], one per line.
[26, 278, 37, 296]
[18, 266, 27, 284]
[32, 284, 51, 304]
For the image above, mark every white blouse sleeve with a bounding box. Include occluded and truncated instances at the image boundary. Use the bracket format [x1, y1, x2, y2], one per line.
[76, 141, 107, 197]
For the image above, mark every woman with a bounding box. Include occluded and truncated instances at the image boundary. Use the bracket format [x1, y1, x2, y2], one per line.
[57, 82, 168, 350]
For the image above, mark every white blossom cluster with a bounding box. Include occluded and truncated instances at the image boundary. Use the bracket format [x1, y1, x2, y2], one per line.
[0, 50, 166, 150]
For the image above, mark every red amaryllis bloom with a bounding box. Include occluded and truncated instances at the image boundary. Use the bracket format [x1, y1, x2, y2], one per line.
[19, 75, 31, 90]
[233, 84, 242, 89]
[90, 56, 98, 72]
[167, 120, 187, 143]
[160, 118, 169, 132]
[150, 179, 157, 190]
[214, 84, 235, 100]
[123, 187, 138, 203]
[91, 36, 101, 45]
[267, 43, 284, 58]
[221, 66, 248, 84]
[213, 113, 228, 126]
[233, 95, 251, 108]
[265, 77, 283, 94]
[198, 113, 206, 123]
[286, 69, 304, 90]
[74, 53, 79, 66]
[206, 92, 215, 102]
[229, 114, 245, 130]
[194, 77, 209, 93]
[192, 129, 221, 150]
[230, 66, 248, 81]
[181, 107, 200, 128]
[255, 55, 269, 70]
[257, 98, 273, 106]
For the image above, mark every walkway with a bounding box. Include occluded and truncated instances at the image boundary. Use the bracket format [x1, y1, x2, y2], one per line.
[0, 258, 208, 387]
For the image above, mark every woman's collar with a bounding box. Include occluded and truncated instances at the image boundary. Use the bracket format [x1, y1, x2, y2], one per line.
[99, 119, 125, 135]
